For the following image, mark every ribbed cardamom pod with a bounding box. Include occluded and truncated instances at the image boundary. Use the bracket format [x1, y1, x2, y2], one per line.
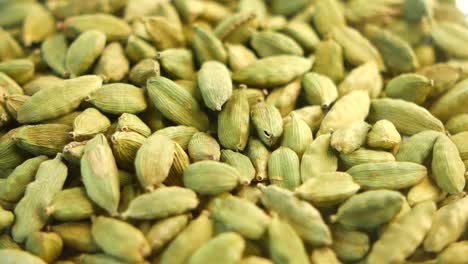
[339, 148, 395, 170]
[65, 30, 106, 78]
[218, 88, 250, 151]
[192, 26, 227, 65]
[25, 231, 62, 263]
[0, 59, 35, 85]
[251, 31, 304, 57]
[418, 63, 461, 97]
[221, 150, 255, 185]
[407, 177, 444, 206]
[313, 0, 346, 36]
[313, 39, 344, 83]
[188, 232, 245, 264]
[198, 61, 233, 111]
[432, 22, 468, 59]
[430, 78, 468, 122]
[331, 224, 370, 262]
[116, 113, 151, 137]
[71, 108, 110, 141]
[281, 112, 313, 157]
[265, 80, 302, 117]
[283, 106, 324, 132]
[183, 161, 240, 195]
[86, 83, 148, 115]
[129, 59, 160, 87]
[157, 49, 196, 80]
[445, 113, 468, 135]
[225, 43, 257, 71]
[331, 121, 371, 154]
[63, 14, 131, 41]
[214, 12, 257, 44]
[94, 42, 129, 83]
[268, 147, 301, 190]
[111, 131, 146, 169]
[251, 102, 283, 147]
[245, 138, 270, 182]
[14, 124, 71, 156]
[338, 61, 382, 98]
[40, 34, 68, 77]
[396, 130, 442, 164]
[283, 21, 320, 54]
[302, 72, 338, 109]
[385, 73, 433, 105]
[125, 35, 157, 64]
[367, 120, 401, 150]
[145, 17, 185, 49]
[154, 125, 199, 151]
[45, 187, 96, 222]
[301, 133, 337, 182]
[188, 132, 220, 162]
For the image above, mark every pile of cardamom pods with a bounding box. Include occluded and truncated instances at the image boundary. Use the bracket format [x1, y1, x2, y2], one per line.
[1, 0, 468, 263]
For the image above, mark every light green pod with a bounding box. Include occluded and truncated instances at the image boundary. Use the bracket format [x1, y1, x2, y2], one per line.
[418, 63, 461, 97]
[436, 241, 468, 264]
[0, 206, 14, 231]
[432, 22, 468, 59]
[423, 196, 468, 252]
[183, 161, 239, 195]
[0, 27, 24, 61]
[266, 79, 302, 117]
[259, 185, 331, 246]
[147, 77, 209, 131]
[365, 25, 418, 74]
[78, 253, 128, 264]
[313, 0, 346, 36]
[51, 222, 99, 253]
[17, 75, 103, 124]
[295, 172, 360, 207]
[270, 0, 311, 16]
[367, 120, 401, 150]
[232, 55, 313, 88]
[369, 98, 445, 135]
[268, 215, 310, 264]
[396, 130, 442, 164]
[386, 73, 433, 105]
[0, 155, 47, 202]
[211, 196, 270, 240]
[81, 134, 120, 216]
[12, 154, 67, 242]
[157, 49, 195, 80]
[66, 30, 106, 78]
[331, 225, 370, 262]
[62, 141, 86, 166]
[432, 135, 466, 194]
[244, 88, 265, 108]
[14, 124, 72, 156]
[71, 108, 110, 141]
[430, 78, 468, 122]
[94, 42, 129, 83]
[268, 147, 301, 190]
[282, 21, 319, 54]
[64, 14, 131, 41]
[239, 256, 273, 264]
[251, 31, 303, 58]
[302, 72, 338, 109]
[452, 132, 468, 161]
[192, 26, 227, 65]
[40, 34, 68, 77]
[122, 186, 198, 220]
[333, 190, 404, 230]
[0, 104, 12, 128]
[367, 201, 436, 264]
[339, 148, 395, 169]
[415, 44, 436, 68]
[92, 216, 150, 263]
[348, 161, 427, 190]
[160, 212, 214, 264]
[25, 232, 63, 263]
[22, 6, 55, 46]
[317, 91, 370, 135]
[251, 102, 283, 147]
[301, 133, 338, 182]
[281, 112, 313, 157]
[146, 214, 191, 253]
[221, 150, 255, 185]
[225, 43, 257, 71]
[145, 17, 185, 50]
[129, 59, 160, 87]
[43, 111, 82, 127]
[201, 0, 233, 23]
[218, 88, 250, 151]
[310, 247, 341, 264]
[4, 94, 29, 120]
[125, 35, 157, 64]
[135, 134, 175, 191]
[116, 113, 150, 137]
[0, 59, 35, 85]
[188, 132, 220, 162]
[214, 12, 257, 44]
[330, 121, 371, 154]
[0, 128, 28, 170]
[0, 249, 46, 264]
[154, 125, 198, 151]
[198, 61, 232, 111]
[175, 79, 202, 102]
[446, 114, 468, 134]
[0, 72, 24, 104]
[188, 232, 245, 264]
[283, 106, 324, 132]
[111, 131, 145, 169]
[86, 83, 148, 115]
[246, 138, 270, 182]
[339, 61, 383, 98]
[313, 39, 344, 83]
[331, 26, 385, 70]
[407, 177, 445, 206]
[0, 234, 20, 250]
[45, 187, 95, 222]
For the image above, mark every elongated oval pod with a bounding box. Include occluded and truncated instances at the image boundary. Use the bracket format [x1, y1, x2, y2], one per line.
[218, 88, 250, 151]
[25, 231, 63, 263]
[246, 138, 270, 182]
[192, 26, 227, 65]
[146, 214, 191, 253]
[157, 49, 195, 80]
[268, 147, 301, 190]
[0, 249, 46, 264]
[63, 14, 131, 41]
[197, 61, 232, 111]
[183, 161, 240, 195]
[187, 232, 245, 264]
[45, 187, 96, 221]
[66, 30, 106, 78]
[251, 102, 283, 147]
[301, 133, 338, 182]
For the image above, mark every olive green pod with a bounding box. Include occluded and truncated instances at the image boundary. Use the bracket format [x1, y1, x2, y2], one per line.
[232, 55, 312, 88]
[432, 135, 466, 194]
[62, 141, 86, 166]
[414, 44, 436, 68]
[14, 124, 72, 156]
[183, 161, 240, 195]
[22, 75, 63, 96]
[281, 112, 313, 157]
[4, 94, 29, 120]
[418, 63, 461, 97]
[452, 132, 468, 162]
[430, 78, 468, 122]
[198, 61, 232, 111]
[17, 75, 103, 124]
[46, 187, 96, 222]
[78, 253, 127, 264]
[0, 59, 35, 85]
[86, 83, 148, 115]
[22, 5, 55, 46]
[301, 133, 338, 182]
[268, 147, 301, 190]
[129, 59, 160, 87]
[157, 49, 195, 80]
[368, 98, 444, 135]
[111, 131, 145, 169]
[0, 128, 29, 170]
[188, 232, 245, 264]
[51, 222, 99, 253]
[192, 26, 227, 65]
[116, 113, 151, 137]
[154, 125, 199, 151]
[246, 138, 270, 182]
[125, 35, 157, 64]
[331, 225, 370, 262]
[266, 79, 302, 117]
[66, 30, 106, 78]
[25, 232, 63, 263]
[367, 201, 436, 264]
[145, 17, 185, 50]
[0, 27, 24, 61]
[71, 108, 110, 141]
[367, 120, 401, 150]
[139, 104, 165, 133]
[160, 212, 214, 264]
[317, 91, 370, 135]
[214, 12, 257, 44]
[221, 150, 255, 185]
[0, 155, 47, 202]
[211, 196, 270, 240]
[0, 234, 20, 250]
[188, 132, 220, 162]
[251, 31, 304, 58]
[0, 72, 24, 104]
[218, 88, 250, 151]
[147, 76, 209, 131]
[333, 190, 404, 230]
[81, 134, 120, 216]
[295, 172, 360, 207]
[146, 214, 191, 253]
[313, 0, 346, 36]
[310, 247, 341, 264]
[202, 0, 234, 23]
[40, 34, 68, 77]
[0, 206, 14, 232]
[283, 106, 324, 132]
[339, 148, 395, 169]
[92, 216, 150, 263]
[0, 249, 46, 264]
[283, 21, 319, 54]
[313, 39, 344, 83]
[135, 134, 175, 191]
[436, 241, 468, 264]
[251, 102, 283, 147]
[94, 42, 129, 83]
[386, 73, 433, 105]
[268, 215, 310, 264]
[446, 113, 468, 134]
[64, 14, 131, 41]
[225, 43, 257, 71]
[12, 154, 67, 242]
[302, 72, 338, 108]
[396, 130, 442, 164]
[347, 161, 426, 190]
[259, 185, 332, 246]
[331, 121, 371, 154]
[432, 22, 468, 59]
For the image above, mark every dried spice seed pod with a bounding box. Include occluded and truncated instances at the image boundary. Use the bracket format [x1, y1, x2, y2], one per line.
[339, 148, 395, 170]
[157, 49, 195, 80]
[63, 14, 131, 41]
[281, 112, 313, 157]
[251, 31, 304, 58]
[198, 61, 232, 111]
[268, 147, 301, 190]
[25, 232, 63, 263]
[313, 39, 344, 83]
[221, 150, 255, 185]
[183, 161, 240, 195]
[330, 121, 371, 154]
[302, 72, 338, 109]
[367, 120, 401, 150]
[192, 26, 227, 65]
[301, 133, 338, 182]
[45, 187, 96, 222]
[188, 132, 220, 162]
[251, 102, 283, 147]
